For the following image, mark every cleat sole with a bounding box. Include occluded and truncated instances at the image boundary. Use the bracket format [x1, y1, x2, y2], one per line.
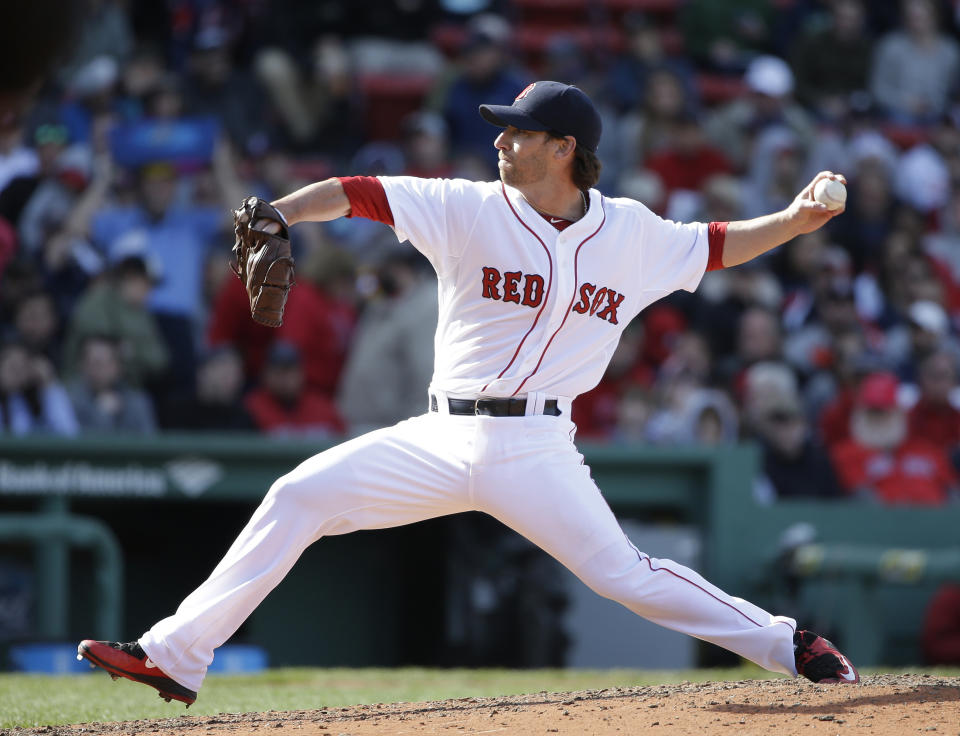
[78, 641, 197, 706]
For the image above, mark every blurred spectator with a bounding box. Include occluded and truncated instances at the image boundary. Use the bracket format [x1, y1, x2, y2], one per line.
[695, 263, 782, 360]
[59, 0, 134, 82]
[436, 16, 529, 160]
[67, 335, 156, 433]
[115, 45, 168, 120]
[895, 131, 952, 215]
[207, 244, 357, 391]
[207, 275, 276, 385]
[59, 55, 121, 149]
[744, 362, 843, 501]
[814, 329, 880, 447]
[790, 0, 873, 119]
[604, 13, 697, 115]
[338, 251, 437, 435]
[804, 118, 898, 201]
[718, 305, 783, 393]
[0, 339, 77, 435]
[63, 254, 168, 387]
[67, 145, 238, 393]
[922, 583, 960, 665]
[657, 329, 713, 387]
[646, 387, 738, 446]
[402, 111, 453, 179]
[705, 55, 815, 172]
[907, 350, 960, 449]
[742, 125, 805, 219]
[643, 112, 732, 213]
[869, 0, 960, 124]
[778, 230, 831, 316]
[874, 228, 952, 326]
[139, 73, 184, 121]
[12, 290, 61, 365]
[277, 246, 357, 396]
[887, 299, 955, 383]
[0, 122, 68, 230]
[245, 341, 345, 436]
[611, 387, 654, 445]
[830, 371, 957, 504]
[925, 187, 960, 288]
[573, 324, 652, 440]
[619, 68, 693, 173]
[253, 36, 359, 156]
[742, 360, 799, 434]
[828, 155, 897, 272]
[0, 259, 43, 326]
[680, 0, 775, 73]
[784, 272, 862, 379]
[181, 26, 274, 154]
[10, 138, 92, 259]
[696, 174, 745, 223]
[0, 116, 39, 195]
[163, 345, 255, 431]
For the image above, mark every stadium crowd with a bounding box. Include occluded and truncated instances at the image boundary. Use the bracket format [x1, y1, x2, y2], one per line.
[3, 0, 960, 507]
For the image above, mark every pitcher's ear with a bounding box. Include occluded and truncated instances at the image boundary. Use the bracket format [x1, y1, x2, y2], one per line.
[555, 135, 577, 157]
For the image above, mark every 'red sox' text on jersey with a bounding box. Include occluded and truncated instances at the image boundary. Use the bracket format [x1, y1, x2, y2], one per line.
[378, 176, 708, 402]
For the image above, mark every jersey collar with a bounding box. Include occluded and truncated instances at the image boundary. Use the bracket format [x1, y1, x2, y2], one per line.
[501, 183, 602, 236]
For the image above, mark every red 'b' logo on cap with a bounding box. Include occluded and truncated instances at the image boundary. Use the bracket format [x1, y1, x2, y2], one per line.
[514, 83, 536, 102]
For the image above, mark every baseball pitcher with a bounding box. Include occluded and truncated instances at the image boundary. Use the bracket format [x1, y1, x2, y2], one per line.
[79, 82, 858, 706]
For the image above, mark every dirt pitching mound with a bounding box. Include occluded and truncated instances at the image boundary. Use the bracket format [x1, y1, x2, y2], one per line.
[4, 674, 959, 736]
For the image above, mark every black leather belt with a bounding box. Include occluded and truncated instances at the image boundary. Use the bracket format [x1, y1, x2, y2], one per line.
[430, 394, 561, 417]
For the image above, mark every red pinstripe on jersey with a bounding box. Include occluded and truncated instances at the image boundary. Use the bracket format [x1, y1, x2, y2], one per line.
[481, 183, 555, 393]
[511, 196, 607, 397]
[627, 541, 796, 633]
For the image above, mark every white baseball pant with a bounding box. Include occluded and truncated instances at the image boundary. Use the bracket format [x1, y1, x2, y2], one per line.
[140, 399, 797, 692]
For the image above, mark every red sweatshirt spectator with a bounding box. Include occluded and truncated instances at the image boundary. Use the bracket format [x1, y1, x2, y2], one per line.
[831, 372, 956, 505]
[644, 113, 732, 197]
[819, 386, 856, 447]
[209, 248, 357, 394]
[908, 350, 960, 449]
[275, 279, 356, 397]
[245, 341, 345, 436]
[207, 276, 274, 382]
[573, 324, 654, 439]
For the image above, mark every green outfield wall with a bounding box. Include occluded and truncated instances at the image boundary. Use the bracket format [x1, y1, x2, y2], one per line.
[1, 435, 957, 668]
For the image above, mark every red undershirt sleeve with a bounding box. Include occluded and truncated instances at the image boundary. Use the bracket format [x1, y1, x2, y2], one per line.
[338, 176, 395, 226]
[706, 221, 728, 272]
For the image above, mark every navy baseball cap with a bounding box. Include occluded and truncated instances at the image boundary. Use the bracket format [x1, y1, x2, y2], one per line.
[479, 81, 602, 153]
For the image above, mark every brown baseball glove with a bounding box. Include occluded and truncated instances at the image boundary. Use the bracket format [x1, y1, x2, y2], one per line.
[231, 196, 295, 327]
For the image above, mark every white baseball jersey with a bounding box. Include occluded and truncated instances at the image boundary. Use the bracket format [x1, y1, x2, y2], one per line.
[139, 176, 799, 693]
[379, 177, 708, 401]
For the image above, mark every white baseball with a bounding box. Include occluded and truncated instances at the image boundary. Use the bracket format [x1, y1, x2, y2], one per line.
[813, 178, 846, 210]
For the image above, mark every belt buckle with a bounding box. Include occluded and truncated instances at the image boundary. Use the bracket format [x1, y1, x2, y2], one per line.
[474, 398, 484, 416]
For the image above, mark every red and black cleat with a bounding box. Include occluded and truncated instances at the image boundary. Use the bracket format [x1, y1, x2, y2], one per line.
[794, 630, 860, 684]
[77, 640, 197, 706]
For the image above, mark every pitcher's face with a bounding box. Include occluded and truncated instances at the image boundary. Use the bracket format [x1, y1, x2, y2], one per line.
[494, 126, 552, 187]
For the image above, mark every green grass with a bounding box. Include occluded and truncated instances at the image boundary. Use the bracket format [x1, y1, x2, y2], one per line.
[0, 665, 770, 728]
[2, 665, 958, 729]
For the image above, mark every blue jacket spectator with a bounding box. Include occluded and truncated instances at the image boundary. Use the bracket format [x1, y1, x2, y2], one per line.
[0, 340, 78, 436]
